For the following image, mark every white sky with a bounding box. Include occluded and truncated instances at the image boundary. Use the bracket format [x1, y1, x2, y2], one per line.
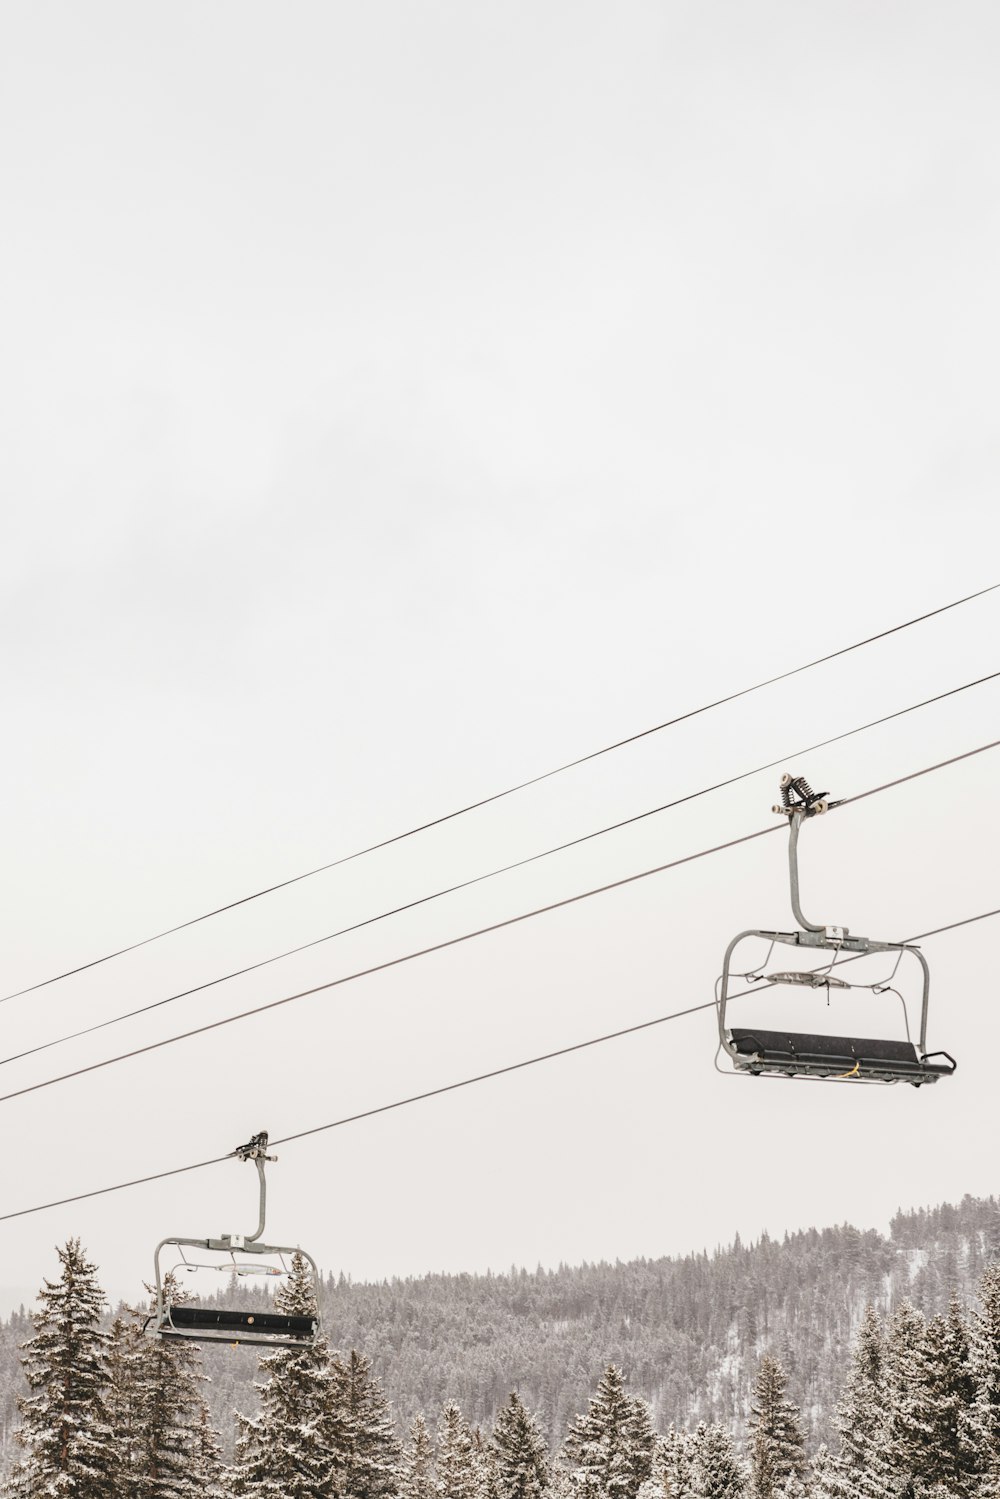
[1, 0, 999, 1313]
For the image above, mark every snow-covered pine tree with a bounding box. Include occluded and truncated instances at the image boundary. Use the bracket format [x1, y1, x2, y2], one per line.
[824, 1305, 888, 1499]
[5, 1239, 113, 1499]
[191, 1404, 227, 1499]
[491, 1393, 549, 1499]
[472, 1424, 501, 1499]
[966, 1263, 1000, 1492]
[689, 1422, 747, 1499]
[437, 1403, 479, 1499]
[130, 1273, 227, 1499]
[880, 1301, 931, 1495]
[230, 1251, 339, 1499]
[105, 1313, 150, 1499]
[893, 1298, 975, 1495]
[660, 1426, 694, 1499]
[747, 1355, 805, 1499]
[401, 1414, 437, 1499]
[562, 1366, 655, 1499]
[330, 1349, 400, 1499]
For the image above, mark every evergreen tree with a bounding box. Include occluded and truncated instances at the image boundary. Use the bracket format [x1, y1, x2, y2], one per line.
[5, 1239, 113, 1499]
[331, 1349, 400, 1499]
[881, 1301, 931, 1495]
[191, 1405, 227, 1499]
[437, 1403, 479, 1499]
[131, 1274, 225, 1499]
[893, 1299, 975, 1495]
[492, 1393, 549, 1499]
[230, 1251, 338, 1499]
[660, 1427, 694, 1499]
[748, 1356, 805, 1499]
[689, 1422, 747, 1499]
[826, 1306, 888, 1499]
[966, 1264, 1000, 1491]
[106, 1314, 145, 1499]
[562, 1366, 656, 1499]
[401, 1415, 436, 1499]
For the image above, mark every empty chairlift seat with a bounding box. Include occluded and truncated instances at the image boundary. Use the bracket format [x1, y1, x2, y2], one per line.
[727, 1027, 956, 1084]
[714, 773, 956, 1088]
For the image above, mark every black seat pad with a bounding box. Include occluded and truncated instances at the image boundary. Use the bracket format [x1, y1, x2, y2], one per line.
[729, 1028, 952, 1074]
[167, 1305, 315, 1335]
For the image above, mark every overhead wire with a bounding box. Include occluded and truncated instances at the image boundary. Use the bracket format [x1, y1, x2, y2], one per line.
[5, 580, 998, 1007]
[6, 667, 999, 1072]
[2, 735, 998, 1112]
[1, 902, 997, 1225]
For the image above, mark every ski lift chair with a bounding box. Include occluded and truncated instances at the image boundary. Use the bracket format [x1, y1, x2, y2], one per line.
[147, 1132, 321, 1348]
[716, 775, 956, 1087]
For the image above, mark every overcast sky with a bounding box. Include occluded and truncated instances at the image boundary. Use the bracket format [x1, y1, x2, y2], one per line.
[1, 0, 999, 1313]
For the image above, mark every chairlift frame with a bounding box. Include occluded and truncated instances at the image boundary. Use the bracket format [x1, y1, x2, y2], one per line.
[716, 775, 957, 1086]
[147, 1132, 321, 1348]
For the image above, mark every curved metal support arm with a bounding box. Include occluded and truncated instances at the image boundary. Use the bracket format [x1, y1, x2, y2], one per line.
[247, 1155, 267, 1244]
[788, 812, 826, 933]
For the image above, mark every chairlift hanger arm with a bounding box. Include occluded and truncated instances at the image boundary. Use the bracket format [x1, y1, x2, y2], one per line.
[771, 773, 845, 935]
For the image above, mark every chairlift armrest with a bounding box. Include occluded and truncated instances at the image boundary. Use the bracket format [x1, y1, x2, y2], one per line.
[920, 1050, 957, 1073]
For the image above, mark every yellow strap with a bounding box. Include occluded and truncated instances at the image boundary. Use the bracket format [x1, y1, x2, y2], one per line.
[835, 1060, 861, 1080]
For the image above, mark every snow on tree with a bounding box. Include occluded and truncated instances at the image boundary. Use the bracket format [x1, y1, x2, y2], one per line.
[747, 1355, 805, 1499]
[401, 1414, 437, 1499]
[191, 1403, 227, 1499]
[689, 1421, 747, 1499]
[437, 1402, 480, 1499]
[893, 1298, 975, 1495]
[491, 1392, 549, 1499]
[966, 1263, 1000, 1492]
[105, 1314, 145, 1499]
[562, 1365, 656, 1499]
[880, 1300, 932, 1495]
[472, 1423, 501, 1499]
[330, 1348, 400, 1499]
[824, 1305, 889, 1499]
[128, 1273, 227, 1499]
[5, 1238, 114, 1499]
[660, 1426, 694, 1499]
[230, 1250, 339, 1499]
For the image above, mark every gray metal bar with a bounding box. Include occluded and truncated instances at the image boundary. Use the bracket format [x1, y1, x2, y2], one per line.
[787, 812, 825, 932]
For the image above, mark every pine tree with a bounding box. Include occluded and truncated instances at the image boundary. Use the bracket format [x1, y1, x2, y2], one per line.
[230, 1251, 338, 1499]
[106, 1314, 145, 1499]
[748, 1355, 805, 1499]
[6, 1239, 113, 1499]
[689, 1422, 747, 1499]
[191, 1405, 227, 1499]
[966, 1264, 1000, 1491]
[131, 1274, 226, 1499]
[826, 1306, 888, 1499]
[660, 1427, 694, 1499]
[331, 1349, 400, 1499]
[881, 1301, 931, 1495]
[401, 1415, 436, 1499]
[492, 1393, 549, 1499]
[437, 1403, 479, 1499]
[893, 1299, 975, 1494]
[562, 1366, 656, 1499]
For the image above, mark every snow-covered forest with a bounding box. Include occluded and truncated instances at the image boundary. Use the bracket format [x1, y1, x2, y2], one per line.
[3, 1194, 1000, 1496]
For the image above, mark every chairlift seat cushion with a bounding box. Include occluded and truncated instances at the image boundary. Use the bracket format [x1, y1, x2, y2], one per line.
[728, 1028, 953, 1080]
[165, 1305, 316, 1337]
